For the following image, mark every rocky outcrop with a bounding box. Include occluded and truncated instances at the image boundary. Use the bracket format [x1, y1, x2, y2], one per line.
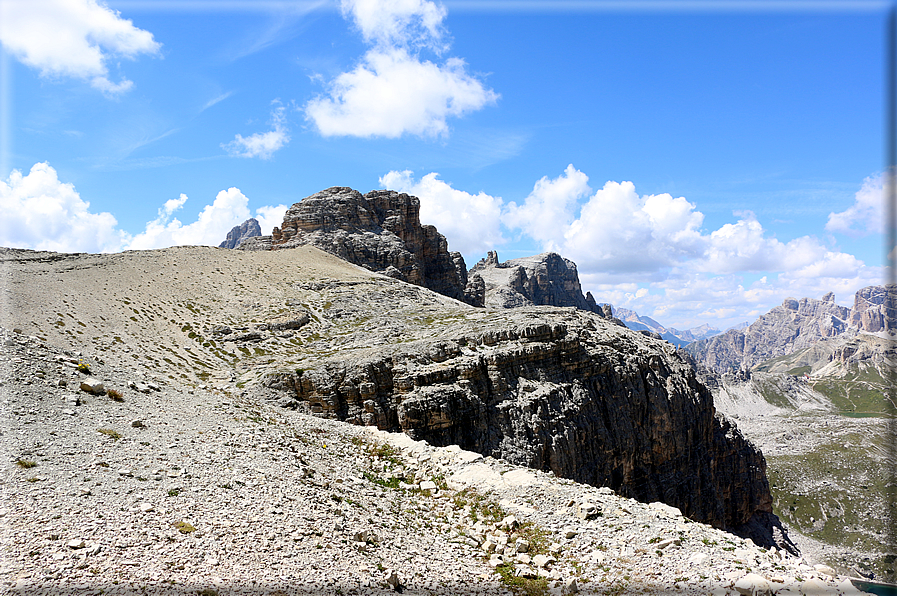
[239, 187, 482, 306]
[258, 307, 781, 549]
[685, 293, 854, 373]
[850, 284, 897, 333]
[219, 218, 261, 249]
[469, 251, 612, 319]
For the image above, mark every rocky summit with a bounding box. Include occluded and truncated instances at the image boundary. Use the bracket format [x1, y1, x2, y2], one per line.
[238, 187, 482, 307]
[684, 287, 896, 374]
[0, 245, 871, 595]
[219, 218, 262, 249]
[468, 251, 610, 317]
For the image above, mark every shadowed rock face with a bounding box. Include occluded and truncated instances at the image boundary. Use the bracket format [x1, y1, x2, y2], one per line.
[239, 187, 482, 306]
[260, 308, 781, 549]
[469, 251, 607, 315]
[219, 218, 261, 249]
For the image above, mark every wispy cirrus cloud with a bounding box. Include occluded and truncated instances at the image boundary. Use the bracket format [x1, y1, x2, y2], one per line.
[201, 91, 235, 112]
[222, 101, 290, 159]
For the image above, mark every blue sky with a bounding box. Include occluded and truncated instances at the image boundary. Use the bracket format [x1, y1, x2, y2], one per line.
[0, 0, 891, 330]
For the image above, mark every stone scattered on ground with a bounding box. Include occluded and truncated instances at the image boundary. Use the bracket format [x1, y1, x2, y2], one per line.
[0, 326, 872, 595]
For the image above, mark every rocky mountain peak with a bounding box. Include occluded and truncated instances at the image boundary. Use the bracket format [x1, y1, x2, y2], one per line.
[469, 250, 609, 317]
[238, 186, 483, 306]
[850, 284, 896, 333]
[685, 285, 894, 373]
[219, 217, 261, 249]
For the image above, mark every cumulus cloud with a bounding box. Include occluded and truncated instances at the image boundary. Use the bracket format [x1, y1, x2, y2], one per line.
[254, 204, 289, 235]
[0, 162, 285, 254]
[0, 0, 160, 94]
[305, 0, 497, 138]
[341, 0, 447, 52]
[0, 162, 126, 252]
[127, 188, 254, 250]
[380, 170, 504, 256]
[504, 165, 590, 248]
[223, 103, 290, 159]
[825, 174, 884, 237]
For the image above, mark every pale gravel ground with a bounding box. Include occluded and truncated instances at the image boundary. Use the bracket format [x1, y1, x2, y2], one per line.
[0, 246, 876, 595]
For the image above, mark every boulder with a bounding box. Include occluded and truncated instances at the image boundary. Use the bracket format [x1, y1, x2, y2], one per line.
[79, 379, 104, 394]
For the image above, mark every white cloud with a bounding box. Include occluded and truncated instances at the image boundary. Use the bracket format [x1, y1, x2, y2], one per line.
[825, 174, 884, 237]
[0, 162, 126, 252]
[254, 204, 289, 235]
[305, 0, 496, 138]
[127, 188, 252, 250]
[0, 162, 285, 254]
[340, 0, 447, 52]
[504, 164, 590, 248]
[223, 103, 290, 159]
[504, 169, 705, 275]
[0, 0, 160, 95]
[380, 170, 505, 257]
[305, 49, 497, 138]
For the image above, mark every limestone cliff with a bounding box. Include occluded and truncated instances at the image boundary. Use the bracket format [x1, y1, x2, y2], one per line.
[238, 187, 482, 306]
[258, 305, 782, 549]
[850, 284, 897, 333]
[468, 251, 614, 319]
[685, 292, 856, 373]
[219, 218, 262, 249]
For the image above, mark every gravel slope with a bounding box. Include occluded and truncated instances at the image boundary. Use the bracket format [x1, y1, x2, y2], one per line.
[0, 246, 874, 595]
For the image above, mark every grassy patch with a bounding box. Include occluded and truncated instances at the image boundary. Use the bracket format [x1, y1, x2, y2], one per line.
[173, 521, 196, 534]
[494, 564, 549, 596]
[97, 428, 122, 440]
[15, 459, 37, 469]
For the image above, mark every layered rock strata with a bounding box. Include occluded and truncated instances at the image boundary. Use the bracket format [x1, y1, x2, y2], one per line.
[685, 292, 859, 373]
[259, 306, 781, 549]
[239, 187, 482, 306]
[0, 245, 786, 554]
[850, 284, 897, 333]
[469, 251, 607, 314]
[219, 217, 261, 249]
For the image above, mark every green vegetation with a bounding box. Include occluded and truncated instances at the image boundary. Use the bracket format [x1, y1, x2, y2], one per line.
[494, 563, 548, 596]
[452, 488, 506, 524]
[173, 520, 196, 533]
[766, 422, 896, 581]
[15, 459, 37, 469]
[810, 366, 894, 416]
[97, 428, 122, 440]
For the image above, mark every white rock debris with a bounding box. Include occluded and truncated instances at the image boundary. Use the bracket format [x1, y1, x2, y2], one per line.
[0, 326, 870, 595]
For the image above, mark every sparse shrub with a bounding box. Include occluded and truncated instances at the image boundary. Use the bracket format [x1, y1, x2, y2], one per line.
[97, 428, 122, 440]
[15, 459, 37, 469]
[167, 488, 181, 497]
[196, 589, 218, 596]
[77, 360, 91, 374]
[106, 388, 124, 402]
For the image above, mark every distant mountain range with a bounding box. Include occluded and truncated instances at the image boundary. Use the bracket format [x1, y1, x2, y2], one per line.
[612, 307, 721, 346]
[684, 286, 895, 374]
